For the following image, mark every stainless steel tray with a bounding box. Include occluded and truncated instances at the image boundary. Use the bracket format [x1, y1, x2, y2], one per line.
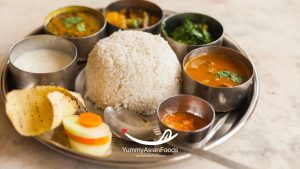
[0, 10, 259, 168]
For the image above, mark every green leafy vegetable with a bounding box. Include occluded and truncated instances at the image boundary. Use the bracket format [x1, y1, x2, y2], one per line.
[76, 22, 86, 32]
[131, 19, 141, 29]
[63, 16, 82, 25]
[170, 19, 213, 45]
[216, 71, 243, 83]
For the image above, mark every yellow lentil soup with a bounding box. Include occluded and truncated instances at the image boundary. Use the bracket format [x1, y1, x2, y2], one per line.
[47, 10, 102, 38]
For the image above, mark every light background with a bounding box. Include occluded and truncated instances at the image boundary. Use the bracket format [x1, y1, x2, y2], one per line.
[0, 0, 299, 169]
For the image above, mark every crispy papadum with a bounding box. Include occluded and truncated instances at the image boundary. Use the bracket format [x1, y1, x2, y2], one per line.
[5, 86, 84, 136]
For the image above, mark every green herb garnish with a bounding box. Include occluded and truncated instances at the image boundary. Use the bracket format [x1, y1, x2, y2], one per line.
[216, 71, 243, 83]
[170, 19, 213, 45]
[127, 18, 141, 29]
[132, 19, 140, 28]
[63, 16, 86, 32]
[76, 22, 86, 32]
[63, 16, 82, 25]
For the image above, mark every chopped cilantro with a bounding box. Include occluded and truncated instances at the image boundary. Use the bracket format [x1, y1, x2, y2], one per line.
[76, 22, 86, 32]
[170, 19, 213, 45]
[216, 71, 243, 83]
[63, 16, 82, 25]
[62, 16, 86, 32]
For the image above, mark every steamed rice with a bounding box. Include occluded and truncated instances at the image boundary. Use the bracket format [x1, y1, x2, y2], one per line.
[86, 30, 181, 115]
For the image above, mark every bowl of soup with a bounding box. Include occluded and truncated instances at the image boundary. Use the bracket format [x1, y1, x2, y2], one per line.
[44, 6, 106, 61]
[183, 46, 254, 112]
[157, 95, 215, 143]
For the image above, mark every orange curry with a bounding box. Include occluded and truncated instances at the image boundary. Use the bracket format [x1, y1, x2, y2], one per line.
[185, 54, 250, 87]
[162, 112, 209, 131]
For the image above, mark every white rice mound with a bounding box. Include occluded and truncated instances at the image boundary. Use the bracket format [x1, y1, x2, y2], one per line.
[86, 30, 182, 115]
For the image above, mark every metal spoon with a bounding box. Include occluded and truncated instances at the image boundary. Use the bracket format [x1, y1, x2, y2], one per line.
[103, 106, 154, 141]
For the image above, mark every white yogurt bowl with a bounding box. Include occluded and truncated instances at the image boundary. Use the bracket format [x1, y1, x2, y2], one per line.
[9, 35, 77, 89]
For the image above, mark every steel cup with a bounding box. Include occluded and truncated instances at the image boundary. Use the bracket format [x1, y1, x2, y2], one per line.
[104, 0, 163, 35]
[8, 35, 77, 89]
[44, 6, 106, 62]
[157, 95, 215, 143]
[161, 13, 224, 63]
[183, 46, 254, 112]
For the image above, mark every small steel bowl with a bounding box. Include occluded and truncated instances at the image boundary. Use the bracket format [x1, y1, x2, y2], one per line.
[161, 13, 224, 63]
[183, 46, 254, 112]
[44, 6, 106, 62]
[8, 35, 77, 89]
[157, 95, 215, 143]
[103, 0, 163, 35]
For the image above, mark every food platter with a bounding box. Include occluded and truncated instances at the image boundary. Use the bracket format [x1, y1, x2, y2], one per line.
[0, 8, 259, 168]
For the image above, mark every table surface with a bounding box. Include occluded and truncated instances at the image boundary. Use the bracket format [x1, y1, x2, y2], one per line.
[0, 0, 299, 169]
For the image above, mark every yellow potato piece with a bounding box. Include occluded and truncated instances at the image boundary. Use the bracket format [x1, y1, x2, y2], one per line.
[5, 86, 83, 136]
[106, 12, 127, 29]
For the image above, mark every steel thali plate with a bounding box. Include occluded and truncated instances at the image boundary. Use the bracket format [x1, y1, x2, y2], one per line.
[0, 10, 259, 168]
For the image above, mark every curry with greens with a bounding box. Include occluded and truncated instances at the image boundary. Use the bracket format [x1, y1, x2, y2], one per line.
[47, 10, 102, 38]
[185, 54, 250, 87]
[106, 9, 159, 29]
